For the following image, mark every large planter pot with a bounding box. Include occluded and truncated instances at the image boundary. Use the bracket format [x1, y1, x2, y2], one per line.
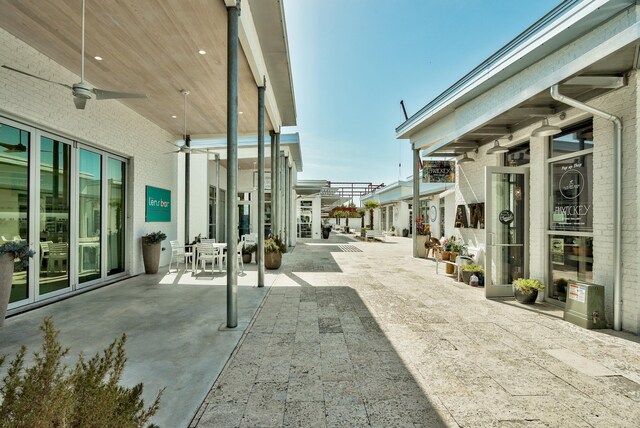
[0, 254, 14, 329]
[402, 229, 409, 238]
[265, 251, 282, 270]
[141, 241, 161, 274]
[441, 251, 451, 261]
[514, 288, 538, 304]
[415, 235, 428, 258]
[243, 253, 252, 264]
[461, 270, 473, 284]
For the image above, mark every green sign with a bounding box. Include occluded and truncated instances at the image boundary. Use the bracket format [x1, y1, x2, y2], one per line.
[145, 186, 171, 222]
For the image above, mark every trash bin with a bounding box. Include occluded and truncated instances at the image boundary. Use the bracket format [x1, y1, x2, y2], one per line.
[563, 281, 607, 329]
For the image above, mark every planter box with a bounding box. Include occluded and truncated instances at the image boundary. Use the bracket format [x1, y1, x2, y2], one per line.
[415, 235, 428, 258]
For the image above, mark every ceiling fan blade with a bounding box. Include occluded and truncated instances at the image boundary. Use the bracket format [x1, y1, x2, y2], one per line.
[74, 97, 87, 110]
[2, 65, 72, 89]
[93, 88, 147, 100]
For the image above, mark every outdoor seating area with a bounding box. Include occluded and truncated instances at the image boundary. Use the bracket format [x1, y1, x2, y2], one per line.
[168, 236, 258, 277]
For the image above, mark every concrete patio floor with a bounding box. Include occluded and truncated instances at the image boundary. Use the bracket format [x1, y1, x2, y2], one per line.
[0, 264, 277, 427]
[191, 234, 640, 427]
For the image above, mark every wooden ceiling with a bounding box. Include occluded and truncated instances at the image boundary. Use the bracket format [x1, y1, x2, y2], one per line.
[0, 0, 273, 135]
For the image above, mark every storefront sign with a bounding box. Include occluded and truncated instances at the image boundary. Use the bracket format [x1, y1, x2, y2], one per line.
[551, 155, 592, 231]
[422, 161, 455, 183]
[146, 186, 171, 222]
[551, 238, 564, 265]
[499, 210, 514, 225]
[568, 282, 586, 303]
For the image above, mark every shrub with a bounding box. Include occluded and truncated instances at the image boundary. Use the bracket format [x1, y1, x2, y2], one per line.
[0, 318, 163, 428]
[243, 244, 257, 255]
[265, 235, 286, 254]
[141, 231, 167, 245]
[513, 278, 545, 294]
[0, 242, 35, 271]
[461, 264, 484, 274]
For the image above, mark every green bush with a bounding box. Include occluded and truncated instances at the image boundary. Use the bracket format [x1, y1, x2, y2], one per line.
[265, 235, 286, 254]
[513, 278, 545, 294]
[141, 231, 166, 245]
[243, 244, 257, 255]
[460, 264, 484, 274]
[0, 318, 162, 428]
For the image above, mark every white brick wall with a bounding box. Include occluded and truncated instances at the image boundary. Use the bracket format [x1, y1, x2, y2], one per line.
[0, 28, 178, 275]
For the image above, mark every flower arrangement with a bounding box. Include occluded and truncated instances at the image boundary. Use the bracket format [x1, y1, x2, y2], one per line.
[415, 217, 431, 236]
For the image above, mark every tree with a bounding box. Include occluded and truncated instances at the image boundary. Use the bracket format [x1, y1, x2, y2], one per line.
[333, 210, 345, 225]
[356, 208, 366, 228]
[363, 201, 380, 230]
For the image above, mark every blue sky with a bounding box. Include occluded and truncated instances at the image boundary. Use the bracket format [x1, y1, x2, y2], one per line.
[282, 0, 561, 185]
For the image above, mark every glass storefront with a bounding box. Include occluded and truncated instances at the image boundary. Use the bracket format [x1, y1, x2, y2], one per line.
[547, 121, 594, 303]
[1, 116, 128, 310]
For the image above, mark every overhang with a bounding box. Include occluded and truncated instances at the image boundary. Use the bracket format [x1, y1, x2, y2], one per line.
[396, 0, 636, 141]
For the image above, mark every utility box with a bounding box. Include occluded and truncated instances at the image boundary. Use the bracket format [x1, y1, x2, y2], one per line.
[563, 281, 607, 329]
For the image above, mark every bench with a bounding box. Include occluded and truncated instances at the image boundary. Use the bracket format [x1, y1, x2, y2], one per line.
[365, 230, 386, 241]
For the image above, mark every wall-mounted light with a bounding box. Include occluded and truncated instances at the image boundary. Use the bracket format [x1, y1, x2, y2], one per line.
[531, 117, 562, 137]
[457, 152, 475, 164]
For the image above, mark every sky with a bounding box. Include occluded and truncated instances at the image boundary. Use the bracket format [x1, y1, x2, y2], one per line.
[282, 0, 561, 186]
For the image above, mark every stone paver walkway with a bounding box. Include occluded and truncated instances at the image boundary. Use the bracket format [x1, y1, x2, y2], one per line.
[191, 234, 640, 427]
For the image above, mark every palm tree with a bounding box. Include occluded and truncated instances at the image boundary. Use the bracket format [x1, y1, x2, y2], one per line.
[333, 210, 345, 225]
[363, 201, 380, 230]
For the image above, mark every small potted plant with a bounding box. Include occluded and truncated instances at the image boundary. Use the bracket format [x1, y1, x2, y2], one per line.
[243, 244, 257, 264]
[513, 278, 545, 304]
[414, 217, 431, 258]
[1, 241, 35, 328]
[460, 264, 483, 285]
[264, 235, 286, 270]
[554, 278, 568, 301]
[141, 231, 167, 274]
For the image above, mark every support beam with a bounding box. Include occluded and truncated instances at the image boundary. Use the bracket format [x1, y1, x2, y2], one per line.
[226, 2, 239, 329]
[275, 133, 281, 236]
[563, 75, 625, 89]
[468, 126, 510, 135]
[185, 137, 190, 245]
[215, 154, 221, 241]
[257, 80, 265, 287]
[270, 131, 276, 237]
[412, 146, 420, 258]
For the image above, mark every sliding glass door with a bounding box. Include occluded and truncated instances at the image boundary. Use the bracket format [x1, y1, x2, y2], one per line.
[78, 148, 102, 284]
[107, 158, 126, 275]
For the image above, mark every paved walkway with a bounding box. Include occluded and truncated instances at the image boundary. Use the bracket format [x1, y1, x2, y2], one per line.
[192, 234, 640, 427]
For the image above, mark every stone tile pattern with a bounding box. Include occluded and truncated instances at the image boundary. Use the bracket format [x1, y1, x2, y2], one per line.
[192, 235, 640, 427]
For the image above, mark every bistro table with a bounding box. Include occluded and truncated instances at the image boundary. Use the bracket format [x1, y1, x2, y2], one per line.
[191, 242, 227, 275]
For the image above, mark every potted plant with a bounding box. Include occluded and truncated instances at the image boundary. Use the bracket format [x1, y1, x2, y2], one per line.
[141, 231, 166, 274]
[415, 217, 431, 258]
[460, 264, 483, 285]
[402, 228, 409, 238]
[1, 241, 34, 328]
[264, 235, 286, 270]
[243, 243, 257, 264]
[513, 278, 545, 304]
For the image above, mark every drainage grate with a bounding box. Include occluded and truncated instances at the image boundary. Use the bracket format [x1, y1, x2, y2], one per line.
[338, 244, 362, 252]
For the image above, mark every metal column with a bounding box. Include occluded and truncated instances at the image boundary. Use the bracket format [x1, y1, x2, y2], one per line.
[270, 131, 277, 237]
[215, 154, 221, 241]
[284, 156, 289, 245]
[274, 132, 281, 237]
[185, 137, 190, 244]
[279, 150, 284, 237]
[226, 1, 239, 328]
[257, 80, 266, 287]
[412, 146, 420, 258]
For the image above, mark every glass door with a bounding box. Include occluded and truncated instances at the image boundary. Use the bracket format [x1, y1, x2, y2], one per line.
[78, 148, 102, 285]
[485, 166, 529, 298]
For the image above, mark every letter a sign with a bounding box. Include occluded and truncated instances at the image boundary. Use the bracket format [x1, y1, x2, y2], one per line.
[146, 185, 171, 222]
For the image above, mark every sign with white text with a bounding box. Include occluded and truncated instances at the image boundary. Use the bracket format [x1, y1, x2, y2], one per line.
[146, 186, 171, 222]
[422, 161, 455, 183]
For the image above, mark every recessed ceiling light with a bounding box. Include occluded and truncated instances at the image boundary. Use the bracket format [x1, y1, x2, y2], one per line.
[94, 56, 103, 61]
[198, 50, 206, 55]
[239, 111, 243, 115]
[171, 115, 177, 119]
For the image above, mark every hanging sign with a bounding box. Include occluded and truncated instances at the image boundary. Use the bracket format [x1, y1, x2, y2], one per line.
[499, 210, 514, 225]
[146, 186, 171, 222]
[422, 161, 455, 183]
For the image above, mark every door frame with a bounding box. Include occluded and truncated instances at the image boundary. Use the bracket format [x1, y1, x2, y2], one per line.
[484, 166, 530, 298]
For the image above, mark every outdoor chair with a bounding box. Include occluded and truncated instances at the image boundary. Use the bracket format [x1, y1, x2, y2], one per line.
[169, 240, 192, 272]
[425, 237, 443, 259]
[222, 240, 244, 274]
[196, 242, 222, 278]
[201, 238, 216, 244]
[40, 241, 53, 267]
[47, 242, 68, 274]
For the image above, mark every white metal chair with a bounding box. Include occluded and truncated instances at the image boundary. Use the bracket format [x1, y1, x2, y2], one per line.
[201, 238, 216, 244]
[241, 233, 257, 246]
[196, 242, 222, 278]
[169, 240, 192, 272]
[40, 241, 53, 267]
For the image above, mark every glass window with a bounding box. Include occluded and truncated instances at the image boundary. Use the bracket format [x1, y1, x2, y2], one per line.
[0, 123, 30, 303]
[39, 136, 71, 294]
[505, 142, 530, 167]
[79, 149, 101, 283]
[107, 159, 125, 275]
[389, 206, 394, 228]
[549, 153, 593, 232]
[209, 186, 216, 240]
[381, 207, 386, 230]
[549, 235, 593, 301]
[550, 121, 593, 158]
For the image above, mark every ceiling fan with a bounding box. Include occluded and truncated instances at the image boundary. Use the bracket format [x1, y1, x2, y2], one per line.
[165, 90, 208, 155]
[1, 0, 146, 110]
[0, 141, 26, 153]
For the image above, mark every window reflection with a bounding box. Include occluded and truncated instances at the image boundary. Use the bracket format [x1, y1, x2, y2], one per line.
[549, 235, 593, 301]
[107, 159, 125, 275]
[79, 149, 101, 283]
[39, 137, 70, 295]
[0, 124, 29, 303]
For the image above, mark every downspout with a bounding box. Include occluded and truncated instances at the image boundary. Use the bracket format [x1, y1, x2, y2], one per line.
[550, 84, 623, 331]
